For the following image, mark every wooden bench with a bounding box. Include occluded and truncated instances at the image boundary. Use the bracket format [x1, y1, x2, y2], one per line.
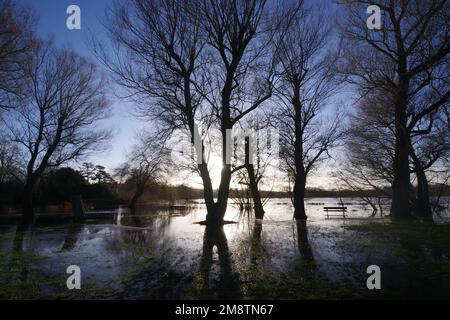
[324, 206, 347, 218]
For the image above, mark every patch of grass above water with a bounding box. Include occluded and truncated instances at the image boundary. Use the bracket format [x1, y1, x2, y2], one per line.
[242, 269, 354, 300]
[0, 269, 119, 300]
[345, 222, 450, 251]
[0, 231, 15, 240]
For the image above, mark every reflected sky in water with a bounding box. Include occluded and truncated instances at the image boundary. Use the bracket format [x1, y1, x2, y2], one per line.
[0, 198, 449, 299]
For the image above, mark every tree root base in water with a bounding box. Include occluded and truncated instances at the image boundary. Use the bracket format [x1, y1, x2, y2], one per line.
[195, 220, 237, 226]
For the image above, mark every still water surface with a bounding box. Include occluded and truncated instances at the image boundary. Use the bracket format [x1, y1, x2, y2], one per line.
[1, 198, 449, 299]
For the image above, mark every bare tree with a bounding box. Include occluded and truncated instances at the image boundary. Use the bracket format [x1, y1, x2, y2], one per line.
[335, 169, 388, 217]
[230, 110, 281, 220]
[272, 0, 343, 220]
[101, 0, 275, 225]
[0, 0, 36, 110]
[338, 0, 450, 219]
[231, 133, 268, 219]
[244, 135, 265, 219]
[345, 91, 395, 189]
[410, 111, 450, 220]
[342, 88, 450, 221]
[3, 41, 111, 223]
[0, 135, 22, 183]
[100, 0, 215, 219]
[115, 131, 168, 211]
[335, 94, 394, 216]
[188, 0, 275, 223]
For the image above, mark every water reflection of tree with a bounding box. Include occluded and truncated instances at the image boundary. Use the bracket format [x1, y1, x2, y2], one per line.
[392, 232, 449, 299]
[295, 220, 317, 278]
[249, 221, 266, 267]
[198, 225, 241, 299]
[120, 215, 147, 246]
[4, 225, 30, 296]
[103, 210, 174, 272]
[61, 223, 84, 251]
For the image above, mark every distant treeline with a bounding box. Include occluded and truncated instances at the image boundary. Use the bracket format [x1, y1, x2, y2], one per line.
[0, 167, 121, 211]
[128, 184, 450, 201]
[2, 166, 450, 213]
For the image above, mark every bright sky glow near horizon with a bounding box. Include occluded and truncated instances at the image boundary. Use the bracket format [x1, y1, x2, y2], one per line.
[21, 0, 345, 190]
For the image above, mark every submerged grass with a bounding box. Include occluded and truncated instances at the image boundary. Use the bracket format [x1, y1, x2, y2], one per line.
[343, 221, 450, 299]
[241, 268, 354, 300]
[345, 222, 450, 251]
[1, 216, 450, 299]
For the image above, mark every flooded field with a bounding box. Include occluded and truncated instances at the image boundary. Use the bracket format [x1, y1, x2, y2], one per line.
[1, 198, 450, 299]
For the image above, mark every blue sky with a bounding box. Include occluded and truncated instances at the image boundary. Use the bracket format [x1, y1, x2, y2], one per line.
[21, 0, 145, 171]
[18, 0, 346, 190]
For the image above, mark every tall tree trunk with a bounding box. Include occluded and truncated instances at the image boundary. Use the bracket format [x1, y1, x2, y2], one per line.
[416, 169, 433, 221]
[185, 78, 219, 224]
[293, 174, 307, 220]
[391, 87, 414, 220]
[411, 148, 433, 221]
[71, 195, 85, 221]
[128, 194, 139, 213]
[199, 163, 216, 217]
[246, 165, 265, 219]
[205, 103, 232, 224]
[201, 164, 224, 224]
[293, 84, 307, 220]
[245, 136, 265, 219]
[209, 165, 231, 224]
[21, 180, 35, 224]
[188, 113, 219, 224]
[129, 184, 145, 214]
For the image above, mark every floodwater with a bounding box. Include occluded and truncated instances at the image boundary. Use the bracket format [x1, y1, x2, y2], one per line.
[0, 198, 449, 299]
